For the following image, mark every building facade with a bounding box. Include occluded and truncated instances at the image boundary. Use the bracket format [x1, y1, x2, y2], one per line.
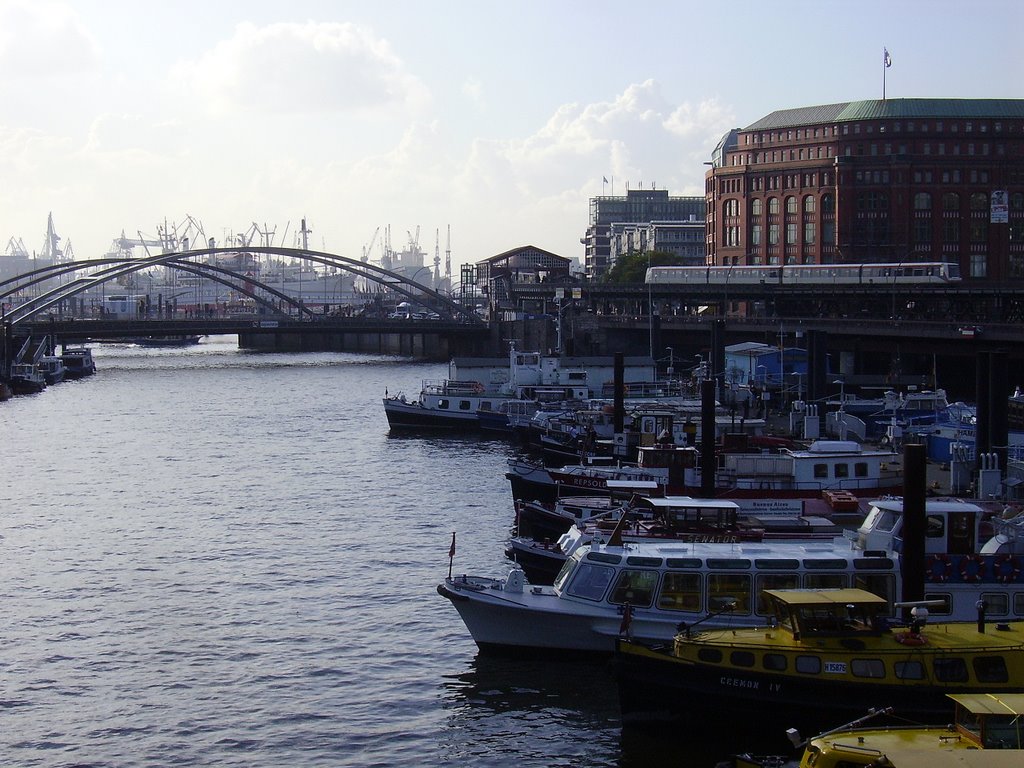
[705, 99, 1024, 279]
[608, 220, 706, 266]
[583, 189, 705, 279]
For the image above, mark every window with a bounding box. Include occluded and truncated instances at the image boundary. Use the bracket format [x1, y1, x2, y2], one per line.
[821, 194, 834, 214]
[755, 574, 799, 614]
[751, 224, 762, 247]
[762, 654, 787, 671]
[855, 462, 869, 478]
[980, 593, 1009, 615]
[565, 563, 614, 601]
[459, 400, 472, 411]
[697, 648, 723, 663]
[803, 195, 815, 213]
[1015, 593, 1024, 616]
[970, 192, 988, 211]
[814, 463, 828, 479]
[924, 592, 952, 615]
[795, 655, 821, 674]
[851, 659, 885, 678]
[943, 192, 960, 211]
[786, 222, 797, 244]
[708, 573, 752, 613]
[751, 199, 763, 216]
[438, 398, 450, 409]
[973, 656, 1009, 683]
[768, 197, 780, 214]
[658, 572, 702, 611]
[914, 192, 932, 210]
[769, 223, 779, 245]
[786, 196, 797, 214]
[835, 464, 849, 478]
[609, 569, 659, 607]
[933, 658, 969, 683]
[730, 651, 756, 667]
[804, 221, 815, 245]
[895, 660, 925, 680]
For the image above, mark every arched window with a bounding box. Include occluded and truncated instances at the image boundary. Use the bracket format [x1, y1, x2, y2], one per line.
[821, 193, 834, 214]
[914, 192, 932, 211]
[803, 195, 816, 213]
[751, 199, 763, 216]
[1011, 192, 1024, 211]
[970, 192, 988, 211]
[786, 196, 797, 214]
[768, 197, 779, 215]
[943, 192, 960, 211]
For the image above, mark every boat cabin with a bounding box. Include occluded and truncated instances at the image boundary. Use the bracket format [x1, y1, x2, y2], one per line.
[950, 692, 1024, 749]
[856, 498, 993, 555]
[765, 588, 888, 641]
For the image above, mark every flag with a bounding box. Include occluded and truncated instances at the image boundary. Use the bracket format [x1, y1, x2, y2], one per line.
[884, 48, 892, 68]
[448, 532, 456, 559]
[619, 602, 633, 636]
[603, 176, 609, 184]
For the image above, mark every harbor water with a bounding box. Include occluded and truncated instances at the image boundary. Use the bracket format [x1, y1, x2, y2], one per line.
[1, 337, 783, 767]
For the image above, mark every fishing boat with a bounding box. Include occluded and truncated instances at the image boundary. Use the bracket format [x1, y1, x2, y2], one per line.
[437, 496, 1024, 656]
[4, 362, 47, 394]
[752, 692, 1024, 768]
[614, 588, 1024, 734]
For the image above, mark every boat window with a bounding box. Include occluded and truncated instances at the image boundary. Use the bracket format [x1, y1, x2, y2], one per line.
[608, 569, 659, 608]
[894, 660, 925, 680]
[855, 462, 869, 478]
[479, 401, 493, 412]
[754, 559, 800, 570]
[926, 515, 945, 538]
[853, 574, 895, 606]
[980, 593, 1009, 616]
[870, 508, 899, 532]
[804, 574, 847, 589]
[658, 572, 701, 611]
[834, 463, 849, 478]
[850, 659, 885, 678]
[979, 715, 1024, 748]
[552, 559, 577, 591]
[697, 648, 723, 663]
[803, 558, 848, 569]
[755, 574, 799, 614]
[730, 651, 756, 667]
[1015, 594, 1024, 616]
[626, 556, 663, 567]
[459, 400, 472, 411]
[666, 558, 702, 569]
[708, 574, 752, 614]
[706, 558, 751, 570]
[438, 399, 450, 409]
[762, 654, 787, 672]
[973, 655, 1009, 683]
[795, 655, 821, 674]
[813, 463, 828, 479]
[586, 552, 622, 565]
[923, 592, 952, 615]
[565, 563, 615, 601]
[933, 657, 969, 683]
[853, 558, 895, 570]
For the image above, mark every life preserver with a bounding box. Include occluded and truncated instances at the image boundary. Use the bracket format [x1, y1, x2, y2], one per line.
[927, 554, 953, 582]
[472, 381, 485, 394]
[994, 555, 1022, 584]
[895, 632, 927, 647]
[959, 554, 985, 583]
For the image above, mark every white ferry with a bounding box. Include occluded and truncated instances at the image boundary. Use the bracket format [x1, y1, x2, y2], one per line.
[437, 497, 1024, 655]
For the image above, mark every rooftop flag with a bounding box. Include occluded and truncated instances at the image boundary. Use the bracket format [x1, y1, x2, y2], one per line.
[884, 48, 892, 68]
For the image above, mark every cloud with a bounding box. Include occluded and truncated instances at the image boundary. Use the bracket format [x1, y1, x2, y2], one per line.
[85, 113, 185, 155]
[170, 21, 430, 117]
[0, 0, 100, 77]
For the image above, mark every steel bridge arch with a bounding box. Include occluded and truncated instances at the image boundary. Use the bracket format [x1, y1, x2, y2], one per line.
[1, 246, 481, 326]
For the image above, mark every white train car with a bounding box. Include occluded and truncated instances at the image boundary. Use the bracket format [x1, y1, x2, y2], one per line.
[646, 262, 961, 286]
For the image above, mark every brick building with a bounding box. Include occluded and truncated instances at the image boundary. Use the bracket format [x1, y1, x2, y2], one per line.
[705, 99, 1024, 279]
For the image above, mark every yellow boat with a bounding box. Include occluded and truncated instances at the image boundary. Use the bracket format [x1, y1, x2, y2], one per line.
[795, 692, 1024, 766]
[615, 588, 1024, 737]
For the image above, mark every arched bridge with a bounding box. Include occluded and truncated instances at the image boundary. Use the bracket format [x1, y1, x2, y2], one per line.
[1, 246, 483, 326]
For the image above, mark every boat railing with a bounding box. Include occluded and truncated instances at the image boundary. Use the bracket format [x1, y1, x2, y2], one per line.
[422, 379, 490, 396]
[991, 513, 1024, 542]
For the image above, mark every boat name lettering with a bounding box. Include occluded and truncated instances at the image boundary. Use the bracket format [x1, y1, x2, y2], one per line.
[556, 476, 606, 488]
[824, 661, 847, 674]
[720, 677, 759, 690]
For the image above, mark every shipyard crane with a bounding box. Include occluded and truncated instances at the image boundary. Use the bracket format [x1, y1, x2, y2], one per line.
[362, 227, 380, 262]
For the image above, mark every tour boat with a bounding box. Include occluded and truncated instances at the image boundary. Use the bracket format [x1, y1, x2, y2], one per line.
[59, 347, 96, 379]
[614, 588, 1024, 733]
[437, 497, 1024, 656]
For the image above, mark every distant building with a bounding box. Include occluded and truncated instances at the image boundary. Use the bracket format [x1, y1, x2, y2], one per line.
[608, 220, 706, 267]
[705, 98, 1024, 280]
[475, 245, 572, 314]
[583, 189, 706, 279]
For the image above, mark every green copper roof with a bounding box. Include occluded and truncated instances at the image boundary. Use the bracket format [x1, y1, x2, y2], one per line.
[744, 98, 1024, 131]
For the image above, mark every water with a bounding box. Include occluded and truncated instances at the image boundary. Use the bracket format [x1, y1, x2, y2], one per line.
[1, 337, 782, 767]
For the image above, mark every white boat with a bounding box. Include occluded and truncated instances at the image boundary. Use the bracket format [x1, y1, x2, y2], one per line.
[383, 344, 664, 430]
[437, 497, 1024, 655]
[37, 355, 66, 385]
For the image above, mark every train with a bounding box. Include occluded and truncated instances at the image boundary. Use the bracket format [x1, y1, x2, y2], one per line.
[645, 261, 962, 285]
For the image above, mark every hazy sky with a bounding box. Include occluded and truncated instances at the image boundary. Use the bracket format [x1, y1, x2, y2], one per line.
[1, 0, 1021, 274]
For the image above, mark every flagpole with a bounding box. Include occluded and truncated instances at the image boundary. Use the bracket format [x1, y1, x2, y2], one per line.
[883, 52, 886, 101]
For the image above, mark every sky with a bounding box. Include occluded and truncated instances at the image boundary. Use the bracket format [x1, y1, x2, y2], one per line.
[1, 0, 1021, 275]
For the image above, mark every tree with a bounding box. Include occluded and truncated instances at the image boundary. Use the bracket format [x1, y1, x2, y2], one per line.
[602, 250, 685, 283]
